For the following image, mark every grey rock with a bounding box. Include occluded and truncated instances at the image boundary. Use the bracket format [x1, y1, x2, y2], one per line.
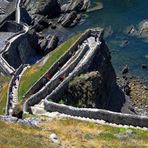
[61, 11, 77, 27]
[44, 35, 59, 54]
[61, 0, 89, 13]
[49, 133, 59, 143]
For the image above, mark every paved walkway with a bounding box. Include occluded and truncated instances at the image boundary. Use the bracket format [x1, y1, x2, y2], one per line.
[9, 66, 28, 115]
[0, 32, 14, 51]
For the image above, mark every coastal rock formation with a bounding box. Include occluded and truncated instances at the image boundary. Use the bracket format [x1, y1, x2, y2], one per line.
[35, 0, 61, 18]
[27, 30, 59, 54]
[60, 11, 77, 27]
[61, 39, 126, 112]
[64, 71, 103, 108]
[60, 0, 89, 27]
[61, 0, 89, 13]
[24, 0, 89, 30]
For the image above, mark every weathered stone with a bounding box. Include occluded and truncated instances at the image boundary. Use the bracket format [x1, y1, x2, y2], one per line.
[61, 11, 77, 27]
[44, 35, 59, 54]
[61, 0, 89, 13]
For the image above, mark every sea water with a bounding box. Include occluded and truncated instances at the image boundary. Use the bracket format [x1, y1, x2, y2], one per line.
[68, 0, 148, 81]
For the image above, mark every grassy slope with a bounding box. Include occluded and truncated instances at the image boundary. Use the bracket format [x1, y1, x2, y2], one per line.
[0, 76, 10, 115]
[0, 118, 148, 147]
[18, 34, 81, 102]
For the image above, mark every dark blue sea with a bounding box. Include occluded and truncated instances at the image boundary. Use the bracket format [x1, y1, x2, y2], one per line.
[47, 0, 148, 82]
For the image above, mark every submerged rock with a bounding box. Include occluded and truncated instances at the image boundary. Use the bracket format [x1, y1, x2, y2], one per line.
[141, 64, 147, 69]
[122, 65, 129, 75]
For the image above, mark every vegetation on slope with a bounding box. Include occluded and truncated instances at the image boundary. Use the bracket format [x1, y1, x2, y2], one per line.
[0, 118, 148, 147]
[0, 76, 10, 115]
[18, 34, 81, 102]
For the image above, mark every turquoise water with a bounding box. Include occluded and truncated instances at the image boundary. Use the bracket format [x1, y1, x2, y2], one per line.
[68, 0, 148, 80]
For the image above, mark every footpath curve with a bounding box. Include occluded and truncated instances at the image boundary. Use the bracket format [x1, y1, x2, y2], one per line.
[0, 22, 29, 75]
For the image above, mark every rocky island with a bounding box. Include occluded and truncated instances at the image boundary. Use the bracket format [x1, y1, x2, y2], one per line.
[0, 0, 148, 147]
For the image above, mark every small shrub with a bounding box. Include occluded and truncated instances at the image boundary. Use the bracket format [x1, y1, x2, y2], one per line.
[12, 104, 23, 119]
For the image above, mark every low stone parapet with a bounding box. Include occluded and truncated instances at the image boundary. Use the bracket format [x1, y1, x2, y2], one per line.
[44, 101, 148, 128]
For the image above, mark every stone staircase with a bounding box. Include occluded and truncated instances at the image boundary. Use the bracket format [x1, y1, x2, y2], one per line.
[31, 100, 47, 115]
[9, 77, 19, 114]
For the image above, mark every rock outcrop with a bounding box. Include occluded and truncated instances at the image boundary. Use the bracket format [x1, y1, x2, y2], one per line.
[24, 0, 90, 31]
[61, 39, 126, 112]
[35, 0, 61, 18]
[61, 0, 89, 13]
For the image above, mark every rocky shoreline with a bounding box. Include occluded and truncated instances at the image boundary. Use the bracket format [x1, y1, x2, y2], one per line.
[117, 71, 148, 116]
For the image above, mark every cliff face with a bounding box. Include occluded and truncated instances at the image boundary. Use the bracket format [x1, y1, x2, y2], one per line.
[4, 34, 36, 69]
[62, 40, 126, 112]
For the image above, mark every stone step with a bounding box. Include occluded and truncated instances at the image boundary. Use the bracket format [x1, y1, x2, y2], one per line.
[31, 107, 47, 115]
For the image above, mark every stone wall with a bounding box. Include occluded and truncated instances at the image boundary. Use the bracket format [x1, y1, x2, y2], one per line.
[44, 101, 148, 128]
[44, 43, 101, 103]
[24, 29, 91, 99]
[24, 44, 90, 112]
[23, 28, 148, 128]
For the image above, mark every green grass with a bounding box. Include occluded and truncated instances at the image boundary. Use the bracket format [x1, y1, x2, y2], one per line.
[18, 34, 81, 102]
[0, 76, 10, 115]
[0, 117, 148, 147]
[0, 120, 51, 147]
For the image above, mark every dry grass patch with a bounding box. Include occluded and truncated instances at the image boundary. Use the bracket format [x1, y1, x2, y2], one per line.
[39, 118, 148, 147]
[0, 76, 10, 115]
[0, 117, 148, 147]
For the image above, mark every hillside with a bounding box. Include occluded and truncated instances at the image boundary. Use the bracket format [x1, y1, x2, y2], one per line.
[0, 117, 148, 147]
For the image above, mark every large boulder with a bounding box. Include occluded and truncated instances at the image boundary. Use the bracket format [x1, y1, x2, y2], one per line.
[61, 0, 90, 13]
[61, 11, 77, 27]
[36, 0, 61, 18]
[44, 35, 59, 54]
